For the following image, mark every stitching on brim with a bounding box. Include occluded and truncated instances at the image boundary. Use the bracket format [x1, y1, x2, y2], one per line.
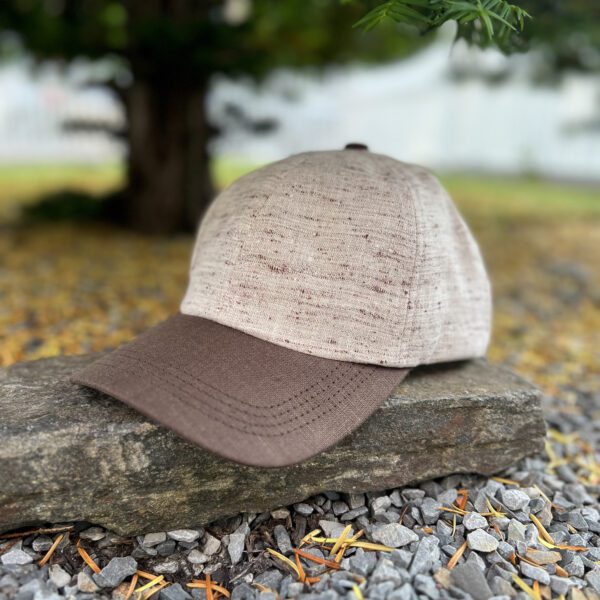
[115, 347, 357, 413]
[90, 357, 376, 437]
[93, 353, 372, 430]
[110, 350, 360, 422]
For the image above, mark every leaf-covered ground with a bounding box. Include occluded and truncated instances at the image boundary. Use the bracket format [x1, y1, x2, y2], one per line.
[0, 164, 598, 404]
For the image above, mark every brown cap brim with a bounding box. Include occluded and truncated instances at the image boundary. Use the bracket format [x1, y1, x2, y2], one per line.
[71, 314, 409, 468]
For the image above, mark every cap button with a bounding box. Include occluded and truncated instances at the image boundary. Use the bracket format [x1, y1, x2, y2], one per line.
[344, 143, 368, 151]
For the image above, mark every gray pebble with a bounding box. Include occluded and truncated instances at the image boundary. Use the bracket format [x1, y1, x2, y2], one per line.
[549, 575, 572, 596]
[13, 578, 57, 600]
[77, 571, 99, 593]
[167, 529, 201, 543]
[490, 575, 515, 597]
[414, 574, 439, 599]
[157, 539, 177, 556]
[520, 561, 550, 585]
[529, 498, 545, 513]
[555, 464, 579, 484]
[420, 498, 441, 525]
[293, 503, 313, 516]
[153, 559, 180, 574]
[31, 536, 53, 553]
[0, 549, 33, 566]
[332, 501, 348, 516]
[48, 564, 70, 588]
[230, 583, 257, 600]
[187, 549, 209, 564]
[348, 549, 377, 577]
[143, 531, 167, 547]
[566, 512, 588, 530]
[161, 583, 193, 600]
[436, 520, 454, 537]
[507, 519, 526, 542]
[374, 510, 400, 524]
[270, 507, 290, 520]
[370, 523, 418, 548]
[344, 493, 366, 510]
[410, 536, 440, 576]
[79, 527, 106, 542]
[437, 489, 458, 506]
[388, 490, 402, 507]
[565, 555, 584, 578]
[500, 489, 530, 512]
[203, 534, 221, 556]
[371, 495, 393, 514]
[585, 568, 600, 593]
[450, 561, 493, 600]
[340, 507, 369, 521]
[132, 546, 157, 559]
[463, 513, 488, 531]
[390, 548, 413, 570]
[402, 489, 425, 502]
[274, 525, 292, 555]
[93, 556, 137, 588]
[466, 549, 487, 571]
[467, 529, 499, 553]
[254, 569, 283, 590]
[370, 557, 404, 584]
[228, 533, 245, 565]
[318, 521, 348, 539]
[286, 582, 304, 598]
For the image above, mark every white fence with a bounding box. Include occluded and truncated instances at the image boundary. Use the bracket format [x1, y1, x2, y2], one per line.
[211, 40, 600, 181]
[0, 38, 599, 180]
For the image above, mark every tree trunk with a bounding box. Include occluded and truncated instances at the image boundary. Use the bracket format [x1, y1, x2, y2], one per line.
[125, 81, 214, 234]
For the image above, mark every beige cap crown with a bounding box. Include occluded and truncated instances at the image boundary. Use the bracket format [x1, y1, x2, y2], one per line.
[181, 149, 491, 367]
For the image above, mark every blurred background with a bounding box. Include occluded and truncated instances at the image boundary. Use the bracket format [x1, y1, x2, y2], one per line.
[0, 0, 598, 405]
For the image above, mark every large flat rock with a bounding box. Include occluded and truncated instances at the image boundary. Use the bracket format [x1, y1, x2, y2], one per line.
[0, 354, 544, 536]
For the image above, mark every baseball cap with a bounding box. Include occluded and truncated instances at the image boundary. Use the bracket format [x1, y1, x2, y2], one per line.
[72, 146, 491, 467]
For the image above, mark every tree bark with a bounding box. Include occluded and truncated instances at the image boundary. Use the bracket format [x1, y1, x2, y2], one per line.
[125, 82, 214, 234]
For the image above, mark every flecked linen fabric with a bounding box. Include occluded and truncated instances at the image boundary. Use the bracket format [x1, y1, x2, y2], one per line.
[72, 314, 409, 467]
[74, 147, 492, 468]
[181, 150, 491, 367]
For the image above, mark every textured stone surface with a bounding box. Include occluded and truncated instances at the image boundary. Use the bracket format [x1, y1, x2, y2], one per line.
[0, 354, 544, 535]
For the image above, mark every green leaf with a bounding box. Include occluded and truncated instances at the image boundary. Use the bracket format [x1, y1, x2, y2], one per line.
[479, 7, 496, 38]
[353, 0, 531, 50]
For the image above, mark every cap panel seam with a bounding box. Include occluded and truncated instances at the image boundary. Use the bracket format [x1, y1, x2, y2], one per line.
[396, 165, 421, 364]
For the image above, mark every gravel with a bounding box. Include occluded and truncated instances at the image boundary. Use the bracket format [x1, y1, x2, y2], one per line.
[1, 546, 34, 566]
[161, 583, 193, 600]
[202, 533, 221, 556]
[462, 512, 488, 531]
[76, 571, 99, 593]
[32, 535, 54, 552]
[93, 556, 137, 588]
[227, 532, 246, 565]
[500, 488, 530, 511]
[167, 530, 201, 544]
[520, 561, 551, 585]
[1, 387, 600, 599]
[466, 529, 499, 553]
[143, 532, 167, 547]
[450, 561, 493, 599]
[79, 527, 106, 542]
[48, 564, 71, 588]
[273, 524, 293, 555]
[370, 523, 418, 548]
